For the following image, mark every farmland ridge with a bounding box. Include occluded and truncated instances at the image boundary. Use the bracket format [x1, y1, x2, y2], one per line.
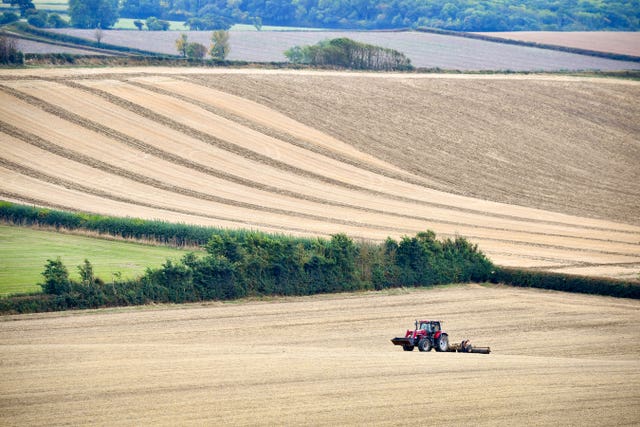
[0, 68, 639, 279]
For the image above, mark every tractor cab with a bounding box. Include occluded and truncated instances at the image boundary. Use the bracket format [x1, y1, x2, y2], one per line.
[417, 320, 441, 334]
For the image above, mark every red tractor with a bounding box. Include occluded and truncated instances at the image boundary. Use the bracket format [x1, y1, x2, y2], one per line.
[391, 320, 449, 352]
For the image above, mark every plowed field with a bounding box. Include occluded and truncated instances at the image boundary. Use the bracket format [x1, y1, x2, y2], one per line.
[0, 68, 639, 279]
[1, 285, 639, 425]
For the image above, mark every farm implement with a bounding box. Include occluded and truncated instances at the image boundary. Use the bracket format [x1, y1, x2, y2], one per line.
[391, 320, 490, 354]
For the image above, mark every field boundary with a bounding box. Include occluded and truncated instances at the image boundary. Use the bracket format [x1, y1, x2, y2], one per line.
[415, 27, 640, 63]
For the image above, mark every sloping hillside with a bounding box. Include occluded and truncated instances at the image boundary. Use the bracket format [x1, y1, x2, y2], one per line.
[0, 68, 638, 279]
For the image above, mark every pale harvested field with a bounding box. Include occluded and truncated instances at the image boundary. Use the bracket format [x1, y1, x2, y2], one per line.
[47, 29, 640, 71]
[1, 285, 639, 426]
[478, 31, 640, 57]
[0, 68, 639, 279]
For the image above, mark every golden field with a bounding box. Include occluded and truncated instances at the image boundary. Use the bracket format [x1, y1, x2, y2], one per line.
[1, 285, 639, 425]
[0, 68, 638, 279]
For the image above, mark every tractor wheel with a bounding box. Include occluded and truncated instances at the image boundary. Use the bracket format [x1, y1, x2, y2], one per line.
[402, 344, 414, 351]
[435, 334, 449, 352]
[418, 338, 431, 352]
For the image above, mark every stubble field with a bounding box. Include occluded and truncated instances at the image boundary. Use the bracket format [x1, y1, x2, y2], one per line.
[0, 68, 638, 279]
[46, 29, 640, 71]
[1, 285, 639, 425]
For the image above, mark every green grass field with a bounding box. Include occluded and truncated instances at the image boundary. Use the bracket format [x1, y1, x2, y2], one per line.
[0, 225, 195, 296]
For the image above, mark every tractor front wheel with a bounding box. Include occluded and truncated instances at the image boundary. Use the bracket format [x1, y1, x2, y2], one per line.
[435, 334, 449, 352]
[403, 344, 414, 351]
[418, 338, 431, 352]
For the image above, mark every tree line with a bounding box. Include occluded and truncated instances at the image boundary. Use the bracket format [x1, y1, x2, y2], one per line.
[116, 0, 638, 31]
[0, 202, 495, 313]
[285, 38, 412, 71]
[4, 0, 636, 31]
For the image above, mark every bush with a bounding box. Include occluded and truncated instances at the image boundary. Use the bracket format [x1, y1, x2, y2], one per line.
[492, 267, 640, 299]
[0, 12, 20, 25]
[285, 38, 412, 71]
[0, 35, 23, 65]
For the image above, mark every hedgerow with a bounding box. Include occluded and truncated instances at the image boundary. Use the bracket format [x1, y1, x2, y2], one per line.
[2, 201, 636, 314]
[0, 202, 495, 313]
[492, 267, 640, 299]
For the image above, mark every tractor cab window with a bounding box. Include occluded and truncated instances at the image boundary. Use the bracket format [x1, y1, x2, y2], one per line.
[432, 323, 440, 332]
[420, 323, 429, 331]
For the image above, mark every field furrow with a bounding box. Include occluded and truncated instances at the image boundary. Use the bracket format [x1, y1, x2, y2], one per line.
[1, 69, 638, 277]
[68, 78, 640, 233]
[6, 80, 637, 246]
[3, 89, 639, 257]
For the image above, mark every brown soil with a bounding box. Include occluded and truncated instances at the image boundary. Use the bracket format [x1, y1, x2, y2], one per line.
[1, 285, 638, 426]
[0, 68, 639, 278]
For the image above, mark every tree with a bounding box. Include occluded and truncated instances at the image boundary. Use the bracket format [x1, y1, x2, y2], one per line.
[41, 257, 71, 295]
[5, 0, 35, 17]
[186, 42, 207, 59]
[78, 259, 95, 286]
[133, 19, 144, 30]
[175, 33, 188, 57]
[146, 16, 170, 30]
[94, 27, 104, 44]
[27, 10, 48, 27]
[68, 0, 119, 29]
[0, 35, 23, 65]
[210, 29, 230, 60]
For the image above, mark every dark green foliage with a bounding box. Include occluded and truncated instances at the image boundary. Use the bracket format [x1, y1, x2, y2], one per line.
[68, 0, 119, 29]
[26, 10, 48, 28]
[4, 0, 34, 17]
[492, 267, 640, 299]
[0, 11, 21, 25]
[47, 13, 69, 28]
[0, 201, 219, 246]
[4, 201, 636, 315]
[119, 0, 640, 31]
[285, 38, 412, 71]
[145, 16, 170, 30]
[41, 257, 72, 295]
[186, 15, 232, 30]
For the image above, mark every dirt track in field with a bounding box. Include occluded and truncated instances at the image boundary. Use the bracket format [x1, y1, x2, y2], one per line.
[1, 285, 639, 426]
[0, 68, 639, 278]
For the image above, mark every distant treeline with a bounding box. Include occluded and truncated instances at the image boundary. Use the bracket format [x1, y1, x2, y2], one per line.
[285, 38, 412, 71]
[114, 0, 639, 31]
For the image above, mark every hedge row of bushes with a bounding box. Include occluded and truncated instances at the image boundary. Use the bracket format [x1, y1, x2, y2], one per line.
[9, 22, 170, 57]
[1, 227, 494, 314]
[0, 201, 224, 246]
[492, 267, 640, 299]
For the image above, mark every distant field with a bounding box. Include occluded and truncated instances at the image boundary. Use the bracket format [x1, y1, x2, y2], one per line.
[1, 285, 638, 425]
[46, 29, 640, 71]
[0, 224, 192, 295]
[478, 31, 640, 57]
[0, 68, 638, 280]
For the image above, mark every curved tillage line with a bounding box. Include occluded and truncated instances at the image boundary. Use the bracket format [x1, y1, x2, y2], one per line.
[66, 78, 640, 234]
[2, 127, 638, 262]
[0, 125, 418, 235]
[2, 82, 640, 261]
[3, 95, 639, 258]
[0, 160, 344, 238]
[126, 76, 436, 189]
[4, 82, 637, 246]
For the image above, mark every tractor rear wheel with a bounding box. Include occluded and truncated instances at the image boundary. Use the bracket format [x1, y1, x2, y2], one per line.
[403, 344, 414, 351]
[418, 338, 431, 352]
[435, 334, 449, 352]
